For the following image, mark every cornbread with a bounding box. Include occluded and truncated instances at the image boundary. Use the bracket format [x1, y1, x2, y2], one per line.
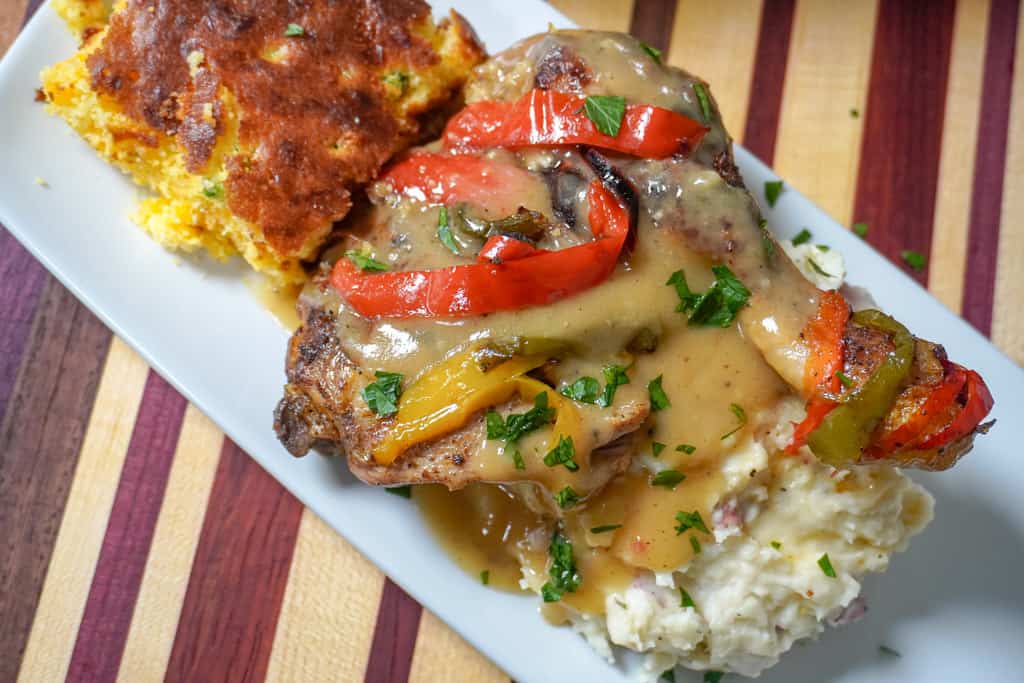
[42, 0, 486, 283]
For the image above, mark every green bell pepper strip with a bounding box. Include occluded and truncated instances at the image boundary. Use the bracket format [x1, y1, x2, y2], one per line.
[806, 310, 915, 466]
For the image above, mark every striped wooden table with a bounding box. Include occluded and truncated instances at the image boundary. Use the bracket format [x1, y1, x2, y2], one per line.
[1, 0, 1021, 681]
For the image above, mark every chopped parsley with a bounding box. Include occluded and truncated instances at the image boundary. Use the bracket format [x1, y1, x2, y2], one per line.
[651, 469, 686, 490]
[543, 435, 579, 472]
[693, 82, 713, 124]
[599, 364, 630, 407]
[836, 371, 854, 388]
[385, 485, 411, 499]
[381, 71, 409, 95]
[816, 244, 831, 252]
[770, 540, 782, 550]
[647, 375, 670, 411]
[583, 95, 626, 137]
[486, 392, 556, 443]
[818, 552, 837, 578]
[540, 531, 581, 602]
[560, 376, 601, 404]
[764, 180, 784, 207]
[201, 180, 223, 199]
[480, 569, 490, 585]
[720, 403, 747, 440]
[590, 524, 623, 534]
[852, 221, 869, 237]
[345, 250, 388, 272]
[792, 228, 813, 246]
[760, 219, 775, 261]
[807, 256, 835, 279]
[555, 486, 580, 509]
[512, 448, 526, 471]
[879, 644, 902, 658]
[651, 441, 667, 457]
[667, 265, 751, 327]
[704, 672, 724, 683]
[674, 510, 710, 535]
[901, 249, 927, 272]
[676, 444, 696, 455]
[678, 587, 696, 608]
[639, 41, 662, 63]
[690, 535, 702, 554]
[284, 23, 305, 37]
[362, 371, 403, 417]
[436, 207, 459, 255]
[660, 670, 676, 683]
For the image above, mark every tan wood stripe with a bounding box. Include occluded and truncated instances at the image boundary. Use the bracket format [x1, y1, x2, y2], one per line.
[668, 0, 763, 138]
[990, 6, 1024, 364]
[548, 0, 635, 30]
[115, 404, 223, 683]
[265, 509, 386, 682]
[408, 611, 508, 683]
[16, 338, 149, 683]
[929, 0, 991, 313]
[0, 0, 28, 56]
[773, 0, 878, 223]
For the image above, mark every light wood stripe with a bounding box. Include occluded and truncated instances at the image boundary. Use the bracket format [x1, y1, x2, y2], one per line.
[115, 404, 222, 683]
[773, 0, 878, 223]
[929, 0, 991, 313]
[265, 510, 386, 682]
[16, 338, 149, 683]
[548, 0, 635, 30]
[990, 6, 1024, 364]
[408, 612, 508, 683]
[668, 0, 763, 138]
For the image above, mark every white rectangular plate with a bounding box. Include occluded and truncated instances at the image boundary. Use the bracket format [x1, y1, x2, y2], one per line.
[2, 3, 1023, 681]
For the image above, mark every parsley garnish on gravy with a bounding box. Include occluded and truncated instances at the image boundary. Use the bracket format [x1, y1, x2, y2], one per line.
[555, 486, 580, 509]
[436, 206, 459, 255]
[583, 95, 626, 137]
[543, 435, 579, 472]
[486, 392, 555, 443]
[541, 531, 581, 602]
[560, 365, 629, 407]
[720, 403, 747, 440]
[362, 371, 403, 417]
[648, 375, 671, 411]
[692, 82, 713, 124]
[667, 265, 751, 327]
[651, 469, 686, 490]
[345, 250, 388, 272]
[675, 510, 710, 535]
[651, 442, 666, 457]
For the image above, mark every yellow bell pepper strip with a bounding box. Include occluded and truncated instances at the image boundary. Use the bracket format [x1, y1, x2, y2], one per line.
[374, 349, 581, 466]
[805, 310, 915, 466]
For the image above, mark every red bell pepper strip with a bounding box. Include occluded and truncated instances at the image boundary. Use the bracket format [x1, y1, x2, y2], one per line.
[379, 153, 543, 210]
[786, 396, 837, 454]
[477, 234, 543, 263]
[330, 180, 628, 318]
[869, 362, 967, 453]
[442, 89, 708, 159]
[786, 291, 849, 453]
[913, 368, 993, 450]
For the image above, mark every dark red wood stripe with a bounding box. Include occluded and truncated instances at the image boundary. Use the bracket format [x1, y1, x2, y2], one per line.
[22, 0, 45, 24]
[165, 440, 303, 683]
[629, 0, 678, 54]
[64, 372, 188, 682]
[961, 0, 1021, 334]
[0, 232, 47, 421]
[742, 0, 797, 161]
[850, 0, 956, 286]
[363, 581, 424, 683]
[0, 279, 112, 683]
